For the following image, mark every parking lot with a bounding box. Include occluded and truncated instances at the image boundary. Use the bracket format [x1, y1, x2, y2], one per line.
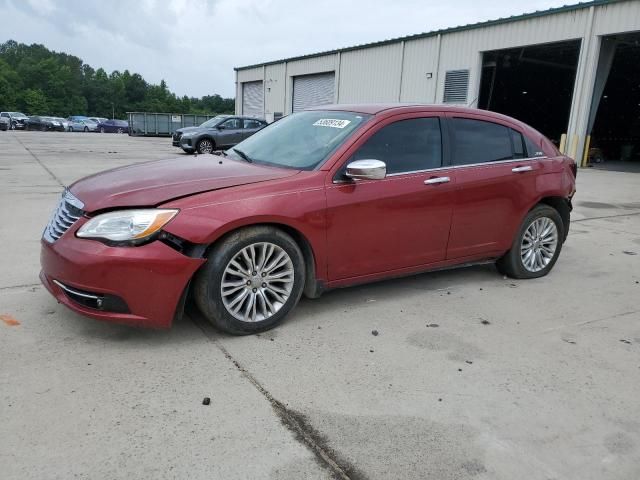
[1, 130, 639, 479]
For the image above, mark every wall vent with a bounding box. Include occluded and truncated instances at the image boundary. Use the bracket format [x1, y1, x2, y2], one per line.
[443, 69, 470, 104]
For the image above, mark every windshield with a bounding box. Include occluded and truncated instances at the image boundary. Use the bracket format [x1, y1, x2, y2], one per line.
[12, 112, 27, 118]
[199, 115, 228, 128]
[228, 111, 370, 170]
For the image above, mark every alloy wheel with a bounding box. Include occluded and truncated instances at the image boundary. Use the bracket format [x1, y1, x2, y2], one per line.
[198, 139, 213, 154]
[220, 242, 294, 323]
[520, 217, 558, 272]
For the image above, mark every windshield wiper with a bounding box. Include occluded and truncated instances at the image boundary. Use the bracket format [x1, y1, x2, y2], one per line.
[232, 148, 253, 163]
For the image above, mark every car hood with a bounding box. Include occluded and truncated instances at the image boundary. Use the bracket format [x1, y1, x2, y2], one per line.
[70, 156, 299, 212]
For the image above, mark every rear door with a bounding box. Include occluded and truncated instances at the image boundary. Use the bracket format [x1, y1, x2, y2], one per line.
[325, 113, 456, 281]
[217, 118, 243, 147]
[445, 113, 544, 259]
[239, 118, 263, 141]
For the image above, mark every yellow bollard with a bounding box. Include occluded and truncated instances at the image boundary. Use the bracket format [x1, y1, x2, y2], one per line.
[582, 135, 591, 167]
[559, 133, 567, 154]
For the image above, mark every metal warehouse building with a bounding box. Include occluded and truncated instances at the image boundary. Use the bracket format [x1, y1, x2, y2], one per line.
[234, 0, 640, 167]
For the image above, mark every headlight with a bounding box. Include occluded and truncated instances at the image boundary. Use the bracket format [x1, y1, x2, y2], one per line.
[77, 209, 178, 243]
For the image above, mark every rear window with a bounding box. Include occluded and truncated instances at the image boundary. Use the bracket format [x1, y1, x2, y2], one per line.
[524, 135, 545, 158]
[451, 118, 514, 165]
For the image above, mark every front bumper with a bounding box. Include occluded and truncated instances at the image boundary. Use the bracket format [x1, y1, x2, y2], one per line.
[40, 228, 205, 328]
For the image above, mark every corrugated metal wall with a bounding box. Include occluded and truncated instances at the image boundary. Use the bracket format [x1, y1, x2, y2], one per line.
[338, 43, 404, 102]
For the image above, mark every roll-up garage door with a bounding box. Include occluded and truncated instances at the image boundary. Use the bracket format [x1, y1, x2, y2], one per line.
[292, 72, 335, 113]
[242, 81, 263, 117]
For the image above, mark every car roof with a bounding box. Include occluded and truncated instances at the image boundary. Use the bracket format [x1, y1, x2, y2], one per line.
[307, 103, 532, 129]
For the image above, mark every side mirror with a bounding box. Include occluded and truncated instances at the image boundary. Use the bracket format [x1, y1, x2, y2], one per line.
[217, 125, 225, 130]
[345, 159, 387, 181]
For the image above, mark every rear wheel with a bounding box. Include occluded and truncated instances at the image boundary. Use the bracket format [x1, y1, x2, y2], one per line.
[83, 126, 88, 132]
[196, 138, 214, 154]
[497, 204, 564, 279]
[117, 127, 124, 134]
[100, 127, 105, 133]
[68, 127, 73, 132]
[10, 122, 16, 130]
[194, 226, 305, 335]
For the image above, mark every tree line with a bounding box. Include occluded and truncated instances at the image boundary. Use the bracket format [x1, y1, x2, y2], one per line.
[0, 40, 234, 119]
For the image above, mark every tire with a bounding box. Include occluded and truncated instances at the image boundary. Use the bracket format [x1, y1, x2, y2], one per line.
[100, 127, 105, 133]
[496, 204, 564, 279]
[83, 126, 88, 132]
[117, 128, 124, 134]
[68, 127, 73, 132]
[10, 122, 16, 130]
[196, 138, 214, 154]
[194, 226, 306, 335]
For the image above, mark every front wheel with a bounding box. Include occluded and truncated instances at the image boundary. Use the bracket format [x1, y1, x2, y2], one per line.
[100, 127, 105, 133]
[117, 128, 124, 134]
[10, 122, 16, 130]
[196, 138, 214, 154]
[83, 126, 88, 132]
[194, 226, 305, 335]
[497, 204, 564, 279]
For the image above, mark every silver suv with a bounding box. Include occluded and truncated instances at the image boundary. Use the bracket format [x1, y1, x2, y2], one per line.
[172, 115, 267, 154]
[0, 112, 29, 130]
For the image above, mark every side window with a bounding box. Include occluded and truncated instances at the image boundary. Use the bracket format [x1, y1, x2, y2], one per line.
[451, 118, 513, 165]
[351, 117, 442, 175]
[222, 118, 241, 129]
[510, 129, 525, 159]
[1, 113, 7, 118]
[524, 135, 544, 158]
[243, 119, 261, 129]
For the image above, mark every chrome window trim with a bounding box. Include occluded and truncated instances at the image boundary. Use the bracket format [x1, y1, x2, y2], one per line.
[384, 156, 548, 177]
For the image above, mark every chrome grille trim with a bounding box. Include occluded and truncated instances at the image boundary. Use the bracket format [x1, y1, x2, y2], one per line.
[43, 189, 84, 243]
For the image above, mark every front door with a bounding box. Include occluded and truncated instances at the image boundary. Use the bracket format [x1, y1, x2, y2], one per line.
[325, 114, 456, 281]
[217, 118, 243, 147]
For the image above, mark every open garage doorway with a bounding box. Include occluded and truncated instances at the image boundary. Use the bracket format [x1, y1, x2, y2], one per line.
[478, 40, 581, 147]
[587, 32, 640, 172]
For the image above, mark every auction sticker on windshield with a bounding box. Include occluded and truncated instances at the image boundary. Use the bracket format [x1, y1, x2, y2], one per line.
[313, 119, 351, 128]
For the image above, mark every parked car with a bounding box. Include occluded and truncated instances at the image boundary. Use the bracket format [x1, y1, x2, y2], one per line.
[97, 119, 129, 134]
[0, 111, 29, 129]
[51, 117, 69, 131]
[89, 117, 109, 125]
[0, 116, 8, 131]
[67, 118, 98, 132]
[173, 115, 267, 154]
[25, 116, 65, 132]
[40, 104, 576, 334]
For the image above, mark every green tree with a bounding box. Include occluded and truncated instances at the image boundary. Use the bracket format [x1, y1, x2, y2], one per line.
[0, 40, 235, 118]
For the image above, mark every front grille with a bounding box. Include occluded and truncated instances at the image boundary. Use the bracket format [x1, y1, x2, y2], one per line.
[43, 190, 85, 243]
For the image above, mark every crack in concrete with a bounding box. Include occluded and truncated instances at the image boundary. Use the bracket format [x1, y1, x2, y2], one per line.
[189, 310, 357, 480]
[0, 283, 41, 291]
[542, 309, 640, 333]
[12, 134, 65, 188]
[573, 211, 640, 223]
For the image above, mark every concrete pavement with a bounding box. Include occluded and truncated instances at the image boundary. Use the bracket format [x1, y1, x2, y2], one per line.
[1, 130, 639, 479]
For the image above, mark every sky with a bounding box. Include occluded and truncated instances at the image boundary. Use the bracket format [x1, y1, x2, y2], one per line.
[1, 0, 576, 98]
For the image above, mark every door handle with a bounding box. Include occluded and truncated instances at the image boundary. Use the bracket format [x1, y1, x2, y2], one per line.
[424, 176, 450, 185]
[512, 165, 533, 173]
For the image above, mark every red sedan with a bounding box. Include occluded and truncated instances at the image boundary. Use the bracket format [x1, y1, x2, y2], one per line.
[40, 104, 576, 334]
